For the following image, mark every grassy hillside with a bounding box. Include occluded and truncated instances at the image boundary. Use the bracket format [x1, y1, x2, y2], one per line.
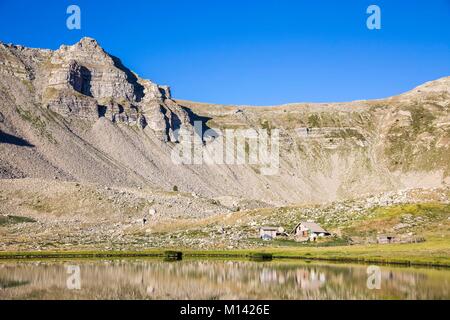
[0, 178, 448, 266]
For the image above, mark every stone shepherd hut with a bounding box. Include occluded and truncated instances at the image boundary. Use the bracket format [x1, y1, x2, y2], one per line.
[376, 234, 396, 244]
[259, 227, 287, 240]
[293, 221, 331, 241]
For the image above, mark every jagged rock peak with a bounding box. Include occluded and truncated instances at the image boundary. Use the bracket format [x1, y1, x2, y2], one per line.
[76, 37, 100, 48]
[1, 37, 193, 142]
[48, 37, 140, 101]
[59, 37, 104, 52]
[54, 37, 112, 64]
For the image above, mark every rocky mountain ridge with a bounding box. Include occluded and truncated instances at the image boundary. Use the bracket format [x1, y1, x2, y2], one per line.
[0, 38, 449, 204]
[0, 37, 191, 141]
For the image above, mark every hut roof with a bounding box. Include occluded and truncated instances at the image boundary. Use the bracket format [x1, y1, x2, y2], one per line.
[294, 222, 330, 234]
[260, 227, 279, 231]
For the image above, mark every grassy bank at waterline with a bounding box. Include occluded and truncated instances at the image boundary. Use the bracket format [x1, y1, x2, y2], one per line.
[1, 237, 449, 267]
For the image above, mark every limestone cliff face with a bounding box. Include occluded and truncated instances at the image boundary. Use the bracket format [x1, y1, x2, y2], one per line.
[1, 37, 192, 142]
[48, 38, 138, 101]
[0, 37, 448, 204]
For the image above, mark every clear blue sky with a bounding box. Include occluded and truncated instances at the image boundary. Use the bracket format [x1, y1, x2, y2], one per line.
[0, 0, 449, 105]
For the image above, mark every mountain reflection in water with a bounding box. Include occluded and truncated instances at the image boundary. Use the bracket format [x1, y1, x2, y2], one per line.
[0, 259, 448, 300]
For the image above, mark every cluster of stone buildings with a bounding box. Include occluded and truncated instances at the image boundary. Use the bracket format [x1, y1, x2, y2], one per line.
[259, 221, 331, 242]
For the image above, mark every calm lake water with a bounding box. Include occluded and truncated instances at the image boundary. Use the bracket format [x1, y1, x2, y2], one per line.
[0, 259, 449, 300]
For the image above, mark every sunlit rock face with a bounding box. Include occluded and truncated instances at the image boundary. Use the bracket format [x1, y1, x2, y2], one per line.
[34, 37, 193, 140]
[49, 37, 136, 101]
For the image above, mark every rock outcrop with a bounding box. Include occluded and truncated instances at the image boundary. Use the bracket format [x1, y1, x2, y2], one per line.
[45, 89, 98, 118]
[1, 37, 193, 142]
[49, 37, 137, 101]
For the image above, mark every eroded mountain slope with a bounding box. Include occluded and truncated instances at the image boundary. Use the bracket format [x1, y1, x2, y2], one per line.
[0, 38, 449, 204]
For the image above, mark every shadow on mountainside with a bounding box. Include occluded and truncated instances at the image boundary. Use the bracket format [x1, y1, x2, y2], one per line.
[111, 55, 145, 102]
[181, 107, 219, 140]
[79, 65, 93, 97]
[0, 130, 34, 147]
